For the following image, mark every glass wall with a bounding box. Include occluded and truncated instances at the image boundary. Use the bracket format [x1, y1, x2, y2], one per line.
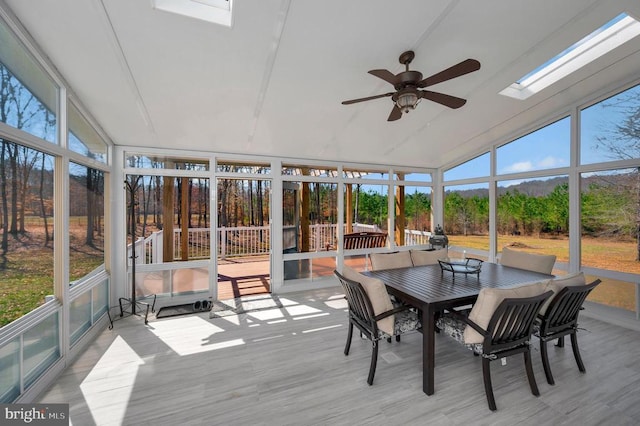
[0, 20, 57, 143]
[444, 183, 489, 258]
[0, 12, 111, 404]
[496, 117, 570, 175]
[23, 312, 59, 388]
[579, 83, 640, 312]
[68, 102, 107, 162]
[69, 162, 105, 284]
[396, 184, 432, 246]
[0, 141, 54, 326]
[497, 176, 569, 267]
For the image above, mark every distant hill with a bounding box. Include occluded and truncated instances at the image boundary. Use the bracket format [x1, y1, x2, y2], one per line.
[446, 172, 637, 198]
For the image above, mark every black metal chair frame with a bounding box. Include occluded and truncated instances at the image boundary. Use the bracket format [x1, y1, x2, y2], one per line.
[334, 270, 418, 386]
[535, 279, 601, 385]
[448, 290, 553, 411]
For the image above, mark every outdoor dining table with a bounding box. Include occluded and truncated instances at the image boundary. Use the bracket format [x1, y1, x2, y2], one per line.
[364, 261, 553, 396]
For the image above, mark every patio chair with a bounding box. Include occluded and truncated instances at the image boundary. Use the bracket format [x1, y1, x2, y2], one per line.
[499, 246, 556, 274]
[370, 251, 413, 270]
[334, 268, 421, 385]
[534, 274, 602, 385]
[436, 284, 553, 411]
[409, 248, 448, 266]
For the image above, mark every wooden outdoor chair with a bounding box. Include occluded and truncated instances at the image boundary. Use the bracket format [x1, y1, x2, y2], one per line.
[437, 287, 553, 411]
[534, 278, 602, 385]
[334, 269, 421, 385]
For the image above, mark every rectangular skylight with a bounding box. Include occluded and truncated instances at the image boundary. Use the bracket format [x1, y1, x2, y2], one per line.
[152, 0, 232, 27]
[500, 13, 640, 100]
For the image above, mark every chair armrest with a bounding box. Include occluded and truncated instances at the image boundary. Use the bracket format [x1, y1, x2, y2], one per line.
[449, 309, 488, 337]
[374, 304, 412, 321]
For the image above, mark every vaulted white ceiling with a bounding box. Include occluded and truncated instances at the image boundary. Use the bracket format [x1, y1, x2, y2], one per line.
[5, 0, 640, 169]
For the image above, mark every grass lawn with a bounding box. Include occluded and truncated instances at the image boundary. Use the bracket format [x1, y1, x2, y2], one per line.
[449, 234, 638, 312]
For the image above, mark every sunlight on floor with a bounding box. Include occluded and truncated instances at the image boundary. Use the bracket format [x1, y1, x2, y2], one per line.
[324, 294, 348, 310]
[150, 316, 244, 356]
[80, 336, 144, 426]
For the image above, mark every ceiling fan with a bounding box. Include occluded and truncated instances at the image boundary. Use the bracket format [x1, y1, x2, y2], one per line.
[342, 51, 481, 121]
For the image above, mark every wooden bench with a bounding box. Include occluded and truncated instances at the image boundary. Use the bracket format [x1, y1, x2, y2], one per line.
[343, 232, 388, 250]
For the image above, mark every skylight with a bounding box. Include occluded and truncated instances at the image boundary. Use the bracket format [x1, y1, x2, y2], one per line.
[152, 0, 232, 27]
[500, 13, 640, 100]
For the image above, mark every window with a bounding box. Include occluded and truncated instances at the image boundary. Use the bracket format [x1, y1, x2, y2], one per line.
[497, 117, 570, 174]
[581, 168, 639, 312]
[444, 152, 490, 181]
[282, 164, 337, 177]
[0, 18, 58, 143]
[216, 160, 269, 174]
[395, 185, 432, 247]
[69, 162, 105, 284]
[0, 141, 54, 326]
[283, 181, 337, 255]
[152, 0, 232, 27]
[500, 13, 640, 100]
[68, 102, 107, 162]
[443, 183, 489, 258]
[580, 83, 640, 165]
[497, 176, 569, 266]
[126, 153, 210, 171]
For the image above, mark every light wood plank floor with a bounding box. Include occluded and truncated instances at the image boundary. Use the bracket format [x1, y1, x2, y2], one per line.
[38, 288, 640, 426]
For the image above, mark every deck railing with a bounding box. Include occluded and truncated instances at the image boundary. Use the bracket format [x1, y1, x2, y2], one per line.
[130, 224, 431, 264]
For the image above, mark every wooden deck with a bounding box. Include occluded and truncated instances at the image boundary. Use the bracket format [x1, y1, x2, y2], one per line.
[217, 256, 270, 300]
[37, 287, 640, 425]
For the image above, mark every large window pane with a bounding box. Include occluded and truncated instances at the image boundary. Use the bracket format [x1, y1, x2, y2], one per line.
[0, 337, 19, 402]
[444, 183, 489, 257]
[216, 160, 267, 174]
[23, 312, 59, 388]
[444, 152, 490, 181]
[92, 278, 109, 322]
[69, 162, 105, 284]
[580, 84, 640, 165]
[282, 164, 337, 177]
[0, 141, 54, 327]
[344, 183, 388, 236]
[497, 176, 569, 265]
[497, 117, 570, 174]
[581, 169, 639, 312]
[126, 154, 210, 171]
[0, 19, 58, 143]
[68, 103, 107, 162]
[127, 175, 210, 264]
[69, 292, 91, 345]
[283, 182, 337, 253]
[395, 185, 432, 246]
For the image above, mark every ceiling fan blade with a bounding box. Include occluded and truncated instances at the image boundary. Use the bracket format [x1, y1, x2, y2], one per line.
[387, 105, 402, 121]
[368, 69, 398, 85]
[417, 59, 481, 88]
[342, 92, 394, 105]
[419, 90, 467, 109]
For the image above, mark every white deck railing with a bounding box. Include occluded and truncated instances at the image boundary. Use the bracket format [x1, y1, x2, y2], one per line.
[129, 224, 431, 264]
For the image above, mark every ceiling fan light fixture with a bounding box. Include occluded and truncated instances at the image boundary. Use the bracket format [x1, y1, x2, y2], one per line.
[396, 91, 419, 113]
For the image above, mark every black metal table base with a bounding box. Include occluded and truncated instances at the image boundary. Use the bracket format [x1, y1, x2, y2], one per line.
[117, 294, 157, 325]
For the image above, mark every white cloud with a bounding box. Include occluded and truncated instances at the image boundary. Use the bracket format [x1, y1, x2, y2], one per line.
[501, 156, 567, 174]
[502, 161, 534, 173]
[538, 155, 566, 168]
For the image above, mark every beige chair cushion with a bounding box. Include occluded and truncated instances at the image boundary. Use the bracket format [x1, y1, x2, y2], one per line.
[499, 246, 556, 275]
[463, 281, 551, 344]
[410, 248, 448, 266]
[342, 266, 395, 335]
[539, 271, 586, 315]
[370, 251, 413, 271]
